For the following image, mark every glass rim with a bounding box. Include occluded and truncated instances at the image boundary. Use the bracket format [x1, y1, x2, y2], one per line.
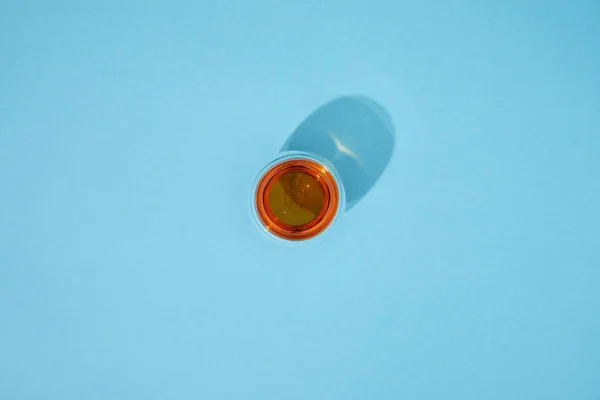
[250, 151, 346, 243]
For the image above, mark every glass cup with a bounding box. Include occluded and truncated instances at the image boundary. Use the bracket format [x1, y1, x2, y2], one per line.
[251, 96, 395, 243]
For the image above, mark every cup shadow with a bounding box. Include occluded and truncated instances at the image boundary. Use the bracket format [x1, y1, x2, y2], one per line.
[281, 96, 396, 211]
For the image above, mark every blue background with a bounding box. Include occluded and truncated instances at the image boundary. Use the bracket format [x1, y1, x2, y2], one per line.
[1, 1, 599, 399]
